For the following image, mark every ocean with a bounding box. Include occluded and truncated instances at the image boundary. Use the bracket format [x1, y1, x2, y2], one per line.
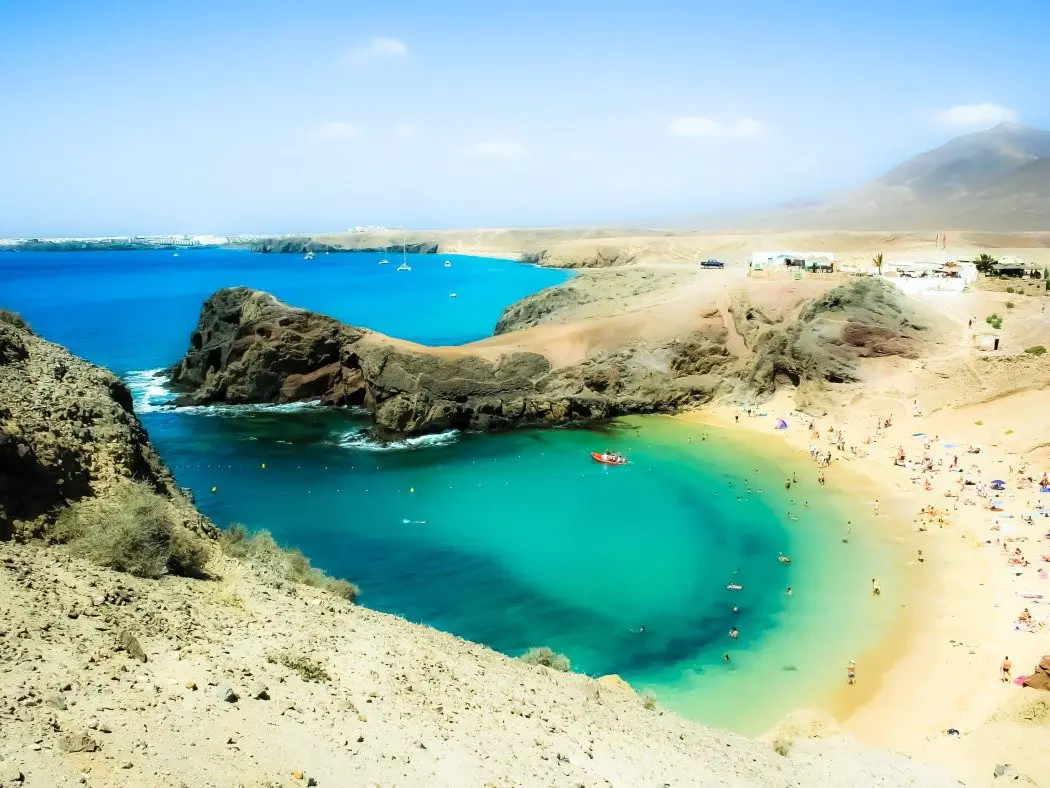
[1, 247, 896, 733]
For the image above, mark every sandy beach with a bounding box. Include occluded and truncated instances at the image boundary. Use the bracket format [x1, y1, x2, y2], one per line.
[681, 364, 1050, 785]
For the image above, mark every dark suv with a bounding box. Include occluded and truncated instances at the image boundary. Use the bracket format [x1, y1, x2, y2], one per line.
[700, 259, 725, 269]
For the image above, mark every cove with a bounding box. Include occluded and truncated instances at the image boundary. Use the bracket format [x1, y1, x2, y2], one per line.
[1, 248, 896, 733]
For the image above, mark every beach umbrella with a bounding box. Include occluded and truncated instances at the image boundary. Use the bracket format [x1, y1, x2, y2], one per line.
[776, 419, 788, 430]
[991, 499, 1005, 507]
[992, 480, 1005, 485]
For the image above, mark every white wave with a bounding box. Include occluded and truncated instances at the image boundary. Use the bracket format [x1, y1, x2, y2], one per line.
[123, 369, 329, 417]
[173, 401, 327, 418]
[334, 428, 459, 452]
[124, 368, 176, 413]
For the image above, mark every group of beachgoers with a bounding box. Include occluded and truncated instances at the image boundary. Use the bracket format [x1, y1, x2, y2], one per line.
[854, 406, 1049, 683]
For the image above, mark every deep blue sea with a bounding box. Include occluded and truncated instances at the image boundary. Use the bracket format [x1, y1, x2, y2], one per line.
[1, 248, 895, 732]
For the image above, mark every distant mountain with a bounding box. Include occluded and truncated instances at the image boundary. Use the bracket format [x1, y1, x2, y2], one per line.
[728, 123, 1050, 231]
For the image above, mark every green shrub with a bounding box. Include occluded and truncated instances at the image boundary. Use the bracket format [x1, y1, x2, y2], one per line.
[1005, 429, 1014, 435]
[975, 420, 984, 426]
[641, 692, 657, 710]
[219, 524, 359, 602]
[0, 308, 30, 331]
[1005, 301, 1015, 309]
[519, 646, 571, 672]
[1026, 345, 1047, 356]
[51, 481, 208, 578]
[1006, 286, 1015, 294]
[773, 735, 792, 756]
[269, 651, 330, 682]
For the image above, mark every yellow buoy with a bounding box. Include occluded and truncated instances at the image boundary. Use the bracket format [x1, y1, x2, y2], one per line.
[261, 463, 267, 469]
[409, 487, 415, 493]
[210, 486, 217, 494]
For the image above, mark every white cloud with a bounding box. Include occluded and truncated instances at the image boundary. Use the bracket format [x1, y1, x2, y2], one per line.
[667, 116, 765, 139]
[346, 37, 408, 64]
[393, 122, 414, 140]
[311, 121, 360, 142]
[465, 139, 526, 158]
[933, 103, 1017, 128]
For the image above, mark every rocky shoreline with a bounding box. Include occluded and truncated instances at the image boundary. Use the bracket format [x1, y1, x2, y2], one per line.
[167, 287, 736, 437]
[166, 277, 936, 438]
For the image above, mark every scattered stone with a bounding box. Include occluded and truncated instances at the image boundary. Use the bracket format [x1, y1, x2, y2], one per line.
[219, 685, 239, 703]
[248, 681, 269, 700]
[2, 768, 24, 784]
[60, 732, 100, 753]
[118, 630, 147, 663]
[185, 681, 197, 691]
[45, 693, 67, 710]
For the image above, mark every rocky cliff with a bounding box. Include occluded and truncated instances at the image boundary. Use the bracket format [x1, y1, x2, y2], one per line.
[0, 310, 202, 541]
[733, 278, 936, 400]
[168, 288, 736, 436]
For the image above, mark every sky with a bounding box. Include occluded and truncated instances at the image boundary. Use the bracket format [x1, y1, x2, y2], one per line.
[2, 0, 1049, 236]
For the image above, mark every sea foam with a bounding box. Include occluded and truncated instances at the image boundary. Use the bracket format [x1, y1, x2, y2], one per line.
[333, 428, 460, 452]
[123, 369, 325, 417]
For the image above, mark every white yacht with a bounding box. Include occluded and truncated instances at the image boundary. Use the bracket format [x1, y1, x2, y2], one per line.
[444, 260, 452, 268]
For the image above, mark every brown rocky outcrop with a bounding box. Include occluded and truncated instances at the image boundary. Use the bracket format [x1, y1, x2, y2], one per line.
[168, 288, 736, 437]
[0, 310, 203, 541]
[734, 278, 934, 397]
[1022, 655, 1050, 690]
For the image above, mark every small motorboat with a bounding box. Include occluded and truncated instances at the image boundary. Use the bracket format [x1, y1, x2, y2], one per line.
[726, 583, 743, 591]
[449, 292, 457, 299]
[303, 251, 316, 260]
[591, 451, 627, 466]
[444, 260, 452, 268]
[778, 554, 792, 565]
[397, 262, 412, 272]
[378, 258, 390, 265]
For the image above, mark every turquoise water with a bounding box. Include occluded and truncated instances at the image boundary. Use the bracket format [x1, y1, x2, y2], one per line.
[1, 249, 895, 733]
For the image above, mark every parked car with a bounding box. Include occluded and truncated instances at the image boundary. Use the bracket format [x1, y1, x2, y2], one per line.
[700, 259, 725, 269]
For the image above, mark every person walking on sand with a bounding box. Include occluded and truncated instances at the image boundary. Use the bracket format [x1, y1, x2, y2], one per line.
[1001, 656, 1012, 683]
[872, 499, 880, 516]
[847, 659, 857, 685]
[871, 578, 881, 596]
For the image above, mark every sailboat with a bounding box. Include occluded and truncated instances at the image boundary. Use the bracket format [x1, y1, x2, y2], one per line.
[396, 234, 411, 271]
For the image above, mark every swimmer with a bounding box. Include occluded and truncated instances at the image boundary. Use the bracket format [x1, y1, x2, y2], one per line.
[728, 627, 739, 639]
[786, 586, 793, 597]
[723, 652, 731, 664]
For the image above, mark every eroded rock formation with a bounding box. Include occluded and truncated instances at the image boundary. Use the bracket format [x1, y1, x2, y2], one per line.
[168, 288, 735, 436]
[0, 310, 201, 540]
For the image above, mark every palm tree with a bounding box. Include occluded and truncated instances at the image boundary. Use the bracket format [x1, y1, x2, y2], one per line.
[873, 252, 884, 276]
[974, 253, 998, 276]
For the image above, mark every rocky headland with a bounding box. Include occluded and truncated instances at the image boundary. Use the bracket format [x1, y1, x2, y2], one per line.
[167, 275, 939, 437]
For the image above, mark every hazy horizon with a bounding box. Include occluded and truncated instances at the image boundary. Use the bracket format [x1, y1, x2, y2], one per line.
[3, 0, 1049, 237]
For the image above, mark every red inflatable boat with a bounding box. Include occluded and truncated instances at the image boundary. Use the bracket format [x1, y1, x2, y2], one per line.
[591, 452, 628, 466]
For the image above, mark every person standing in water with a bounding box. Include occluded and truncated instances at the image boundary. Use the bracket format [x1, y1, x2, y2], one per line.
[847, 659, 857, 685]
[871, 578, 881, 596]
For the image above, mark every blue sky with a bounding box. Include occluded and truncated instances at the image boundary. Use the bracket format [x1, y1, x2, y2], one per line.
[2, 0, 1048, 235]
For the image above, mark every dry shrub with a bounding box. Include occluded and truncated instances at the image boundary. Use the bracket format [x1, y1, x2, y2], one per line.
[519, 646, 571, 672]
[268, 651, 330, 683]
[219, 524, 358, 602]
[51, 481, 208, 578]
